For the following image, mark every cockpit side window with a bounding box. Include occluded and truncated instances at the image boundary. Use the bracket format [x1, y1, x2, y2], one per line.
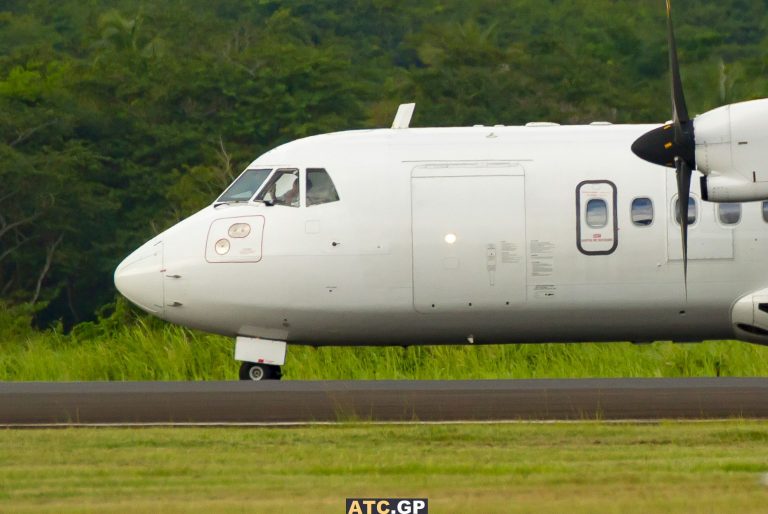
[216, 168, 271, 203]
[256, 168, 300, 207]
[306, 168, 340, 206]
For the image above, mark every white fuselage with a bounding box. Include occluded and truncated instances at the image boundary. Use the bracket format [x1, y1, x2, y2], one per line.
[114, 124, 768, 346]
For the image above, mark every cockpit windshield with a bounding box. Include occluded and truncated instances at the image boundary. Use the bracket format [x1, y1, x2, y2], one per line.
[216, 168, 271, 203]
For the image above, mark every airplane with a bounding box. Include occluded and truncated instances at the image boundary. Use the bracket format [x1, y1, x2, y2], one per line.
[114, 2, 768, 380]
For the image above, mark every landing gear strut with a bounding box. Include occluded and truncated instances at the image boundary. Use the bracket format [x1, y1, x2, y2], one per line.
[239, 361, 282, 381]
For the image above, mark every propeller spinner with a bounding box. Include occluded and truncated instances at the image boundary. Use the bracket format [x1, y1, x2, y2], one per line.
[631, 0, 695, 296]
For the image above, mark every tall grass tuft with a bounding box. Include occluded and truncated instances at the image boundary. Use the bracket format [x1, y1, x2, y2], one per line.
[0, 320, 234, 381]
[285, 340, 768, 380]
[1, 298, 767, 380]
[1, 323, 768, 381]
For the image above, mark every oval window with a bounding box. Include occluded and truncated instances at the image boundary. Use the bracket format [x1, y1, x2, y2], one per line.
[763, 201, 768, 223]
[586, 199, 608, 228]
[717, 203, 741, 225]
[631, 198, 654, 226]
[674, 197, 697, 225]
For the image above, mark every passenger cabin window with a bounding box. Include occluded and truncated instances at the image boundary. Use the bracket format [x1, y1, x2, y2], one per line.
[217, 168, 271, 203]
[763, 201, 768, 223]
[585, 199, 608, 228]
[256, 168, 300, 207]
[674, 197, 697, 225]
[718, 203, 741, 225]
[306, 168, 340, 206]
[631, 198, 653, 226]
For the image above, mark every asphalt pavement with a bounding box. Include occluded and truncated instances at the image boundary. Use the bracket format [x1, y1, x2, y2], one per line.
[1, 378, 767, 425]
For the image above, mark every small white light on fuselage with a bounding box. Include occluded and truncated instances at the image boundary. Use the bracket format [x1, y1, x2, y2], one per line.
[228, 223, 251, 238]
[215, 238, 231, 255]
[444, 233, 457, 244]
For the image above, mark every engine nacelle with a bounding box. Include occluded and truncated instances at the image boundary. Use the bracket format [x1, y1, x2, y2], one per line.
[695, 98, 768, 202]
[700, 174, 768, 202]
[732, 288, 768, 346]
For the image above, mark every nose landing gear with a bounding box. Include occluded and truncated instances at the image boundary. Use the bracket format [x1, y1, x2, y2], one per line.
[234, 336, 287, 381]
[239, 361, 282, 381]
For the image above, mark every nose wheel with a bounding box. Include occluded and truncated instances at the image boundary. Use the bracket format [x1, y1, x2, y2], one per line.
[239, 362, 282, 381]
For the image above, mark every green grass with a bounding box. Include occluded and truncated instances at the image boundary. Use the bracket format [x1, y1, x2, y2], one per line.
[0, 422, 767, 513]
[1, 319, 768, 380]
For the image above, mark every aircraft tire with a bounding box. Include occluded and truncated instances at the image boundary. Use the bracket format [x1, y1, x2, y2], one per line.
[239, 362, 282, 381]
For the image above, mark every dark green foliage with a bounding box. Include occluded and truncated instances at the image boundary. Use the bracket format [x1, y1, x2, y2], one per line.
[1, 0, 768, 328]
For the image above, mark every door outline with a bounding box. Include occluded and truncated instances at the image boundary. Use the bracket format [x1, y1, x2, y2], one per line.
[575, 180, 618, 256]
[410, 162, 527, 313]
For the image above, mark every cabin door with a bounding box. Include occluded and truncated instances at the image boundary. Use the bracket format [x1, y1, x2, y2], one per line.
[411, 163, 526, 313]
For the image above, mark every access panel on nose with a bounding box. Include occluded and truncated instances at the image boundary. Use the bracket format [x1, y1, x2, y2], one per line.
[411, 167, 526, 313]
[205, 215, 265, 263]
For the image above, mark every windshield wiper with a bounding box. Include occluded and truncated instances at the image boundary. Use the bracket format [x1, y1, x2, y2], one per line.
[214, 199, 247, 207]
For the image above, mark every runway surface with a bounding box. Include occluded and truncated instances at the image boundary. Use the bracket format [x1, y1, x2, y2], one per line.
[1, 378, 767, 425]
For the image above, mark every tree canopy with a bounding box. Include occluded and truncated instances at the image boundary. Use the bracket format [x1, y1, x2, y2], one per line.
[2, 0, 768, 327]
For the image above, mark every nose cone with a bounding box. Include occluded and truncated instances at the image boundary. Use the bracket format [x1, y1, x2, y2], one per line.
[114, 241, 165, 315]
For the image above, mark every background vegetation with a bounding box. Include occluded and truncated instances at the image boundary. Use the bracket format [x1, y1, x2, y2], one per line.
[2, 1, 768, 377]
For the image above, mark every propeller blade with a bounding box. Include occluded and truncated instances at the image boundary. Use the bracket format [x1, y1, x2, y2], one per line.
[675, 157, 692, 297]
[667, 0, 690, 130]
[633, 2, 695, 169]
[633, 2, 697, 301]
[666, 0, 689, 140]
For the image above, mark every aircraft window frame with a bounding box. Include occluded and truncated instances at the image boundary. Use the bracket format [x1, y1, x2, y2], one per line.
[585, 199, 608, 229]
[717, 203, 742, 226]
[306, 168, 340, 207]
[630, 197, 654, 227]
[763, 201, 768, 223]
[255, 168, 301, 207]
[575, 180, 618, 256]
[673, 196, 698, 227]
[216, 168, 272, 204]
